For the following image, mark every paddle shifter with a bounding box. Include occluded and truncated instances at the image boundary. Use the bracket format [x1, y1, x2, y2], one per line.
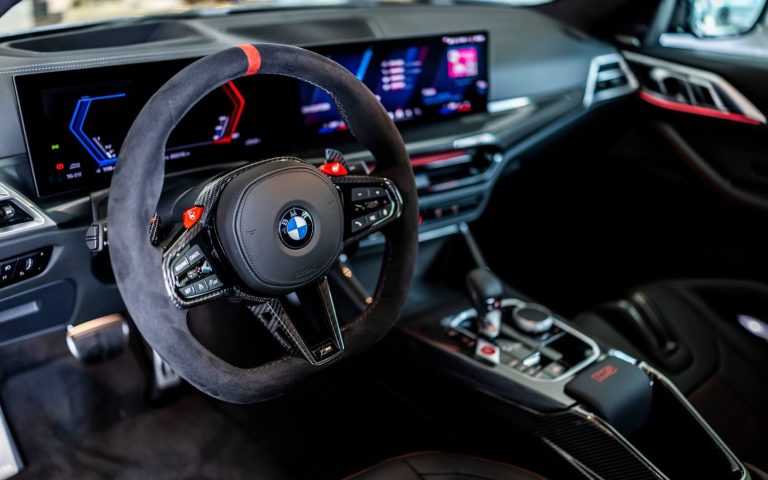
[466, 268, 504, 339]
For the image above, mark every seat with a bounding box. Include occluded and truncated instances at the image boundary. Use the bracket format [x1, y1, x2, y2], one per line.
[345, 452, 546, 480]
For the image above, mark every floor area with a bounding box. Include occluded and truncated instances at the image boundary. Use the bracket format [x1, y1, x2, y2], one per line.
[0, 346, 457, 480]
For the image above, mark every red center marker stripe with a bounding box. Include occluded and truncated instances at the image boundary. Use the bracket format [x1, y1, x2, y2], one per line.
[238, 44, 262, 76]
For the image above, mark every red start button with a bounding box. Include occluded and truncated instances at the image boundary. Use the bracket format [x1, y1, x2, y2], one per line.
[480, 345, 497, 355]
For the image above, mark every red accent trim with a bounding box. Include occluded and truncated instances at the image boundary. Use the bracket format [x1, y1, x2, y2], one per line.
[639, 90, 761, 125]
[238, 44, 262, 76]
[183, 206, 204, 229]
[591, 364, 618, 383]
[318, 161, 348, 176]
[411, 150, 468, 168]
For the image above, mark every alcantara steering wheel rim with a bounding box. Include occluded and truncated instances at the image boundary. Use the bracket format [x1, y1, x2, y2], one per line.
[108, 43, 418, 403]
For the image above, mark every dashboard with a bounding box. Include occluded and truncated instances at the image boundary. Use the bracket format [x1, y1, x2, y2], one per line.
[16, 32, 488, 197]
[0, 4, 633, 344]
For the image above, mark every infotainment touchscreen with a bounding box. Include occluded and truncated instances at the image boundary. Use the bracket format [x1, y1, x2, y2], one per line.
[301, 33, 488, 134]
[15, 32, 488, 197]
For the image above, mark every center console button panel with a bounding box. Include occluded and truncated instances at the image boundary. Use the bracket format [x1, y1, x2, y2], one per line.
[442, 298, 599, 383]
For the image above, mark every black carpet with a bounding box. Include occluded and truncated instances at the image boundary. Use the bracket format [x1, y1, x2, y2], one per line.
[1, 351, 288, 480]
[0, 345, 458, 480]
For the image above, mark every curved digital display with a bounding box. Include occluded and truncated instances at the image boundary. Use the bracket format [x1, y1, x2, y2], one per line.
[15, 32, 488, 197]
[302, 33, 488, 134]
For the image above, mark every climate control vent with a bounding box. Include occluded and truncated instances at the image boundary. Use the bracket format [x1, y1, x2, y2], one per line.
[583, 53, 638, 107]
[411, 148, 500, 195]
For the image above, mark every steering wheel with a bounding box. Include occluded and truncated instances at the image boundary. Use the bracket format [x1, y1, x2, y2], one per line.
[107, 44, 418, 403]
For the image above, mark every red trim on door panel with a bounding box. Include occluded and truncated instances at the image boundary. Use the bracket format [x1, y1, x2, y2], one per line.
[639, 90, 761, 125]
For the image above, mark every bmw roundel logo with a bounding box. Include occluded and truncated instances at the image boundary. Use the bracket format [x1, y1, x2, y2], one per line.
[278, 207, 314, 249]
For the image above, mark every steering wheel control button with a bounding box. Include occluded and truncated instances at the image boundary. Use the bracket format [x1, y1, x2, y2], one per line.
[513, 304, 555, 335]
[193, 279, 209, 295]
[351, 215, 370, 233]
[205, 275, 222, 290]
[186, 246, 204, 264]
[475, 339, 500, 366]
[278, 207, 314, 249]
[180, 284, 196, 299]
[182, 206, 204, 229]
[351, 188, 371, 201]
[172, 256, 190, 276]
[200, 261, 213, 275]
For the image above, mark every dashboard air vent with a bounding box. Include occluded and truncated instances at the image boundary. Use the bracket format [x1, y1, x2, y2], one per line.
[583, 54, 638, 107]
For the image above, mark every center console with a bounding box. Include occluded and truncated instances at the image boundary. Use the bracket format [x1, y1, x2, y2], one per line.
[395, 230, 751, 479]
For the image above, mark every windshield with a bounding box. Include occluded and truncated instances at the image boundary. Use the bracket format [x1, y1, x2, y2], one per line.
[0, 0, 548, 36]
[0, 0, 358, 35]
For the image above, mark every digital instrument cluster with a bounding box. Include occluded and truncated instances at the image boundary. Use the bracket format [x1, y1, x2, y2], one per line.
[15, 32, 488, 197]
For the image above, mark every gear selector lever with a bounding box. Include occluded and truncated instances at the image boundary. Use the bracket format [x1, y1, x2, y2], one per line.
[466, 268, 504, 339]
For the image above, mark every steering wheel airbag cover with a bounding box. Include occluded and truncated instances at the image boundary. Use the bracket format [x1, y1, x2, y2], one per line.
[215, 158, 344, 294]
[108, 44, 418, 403]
